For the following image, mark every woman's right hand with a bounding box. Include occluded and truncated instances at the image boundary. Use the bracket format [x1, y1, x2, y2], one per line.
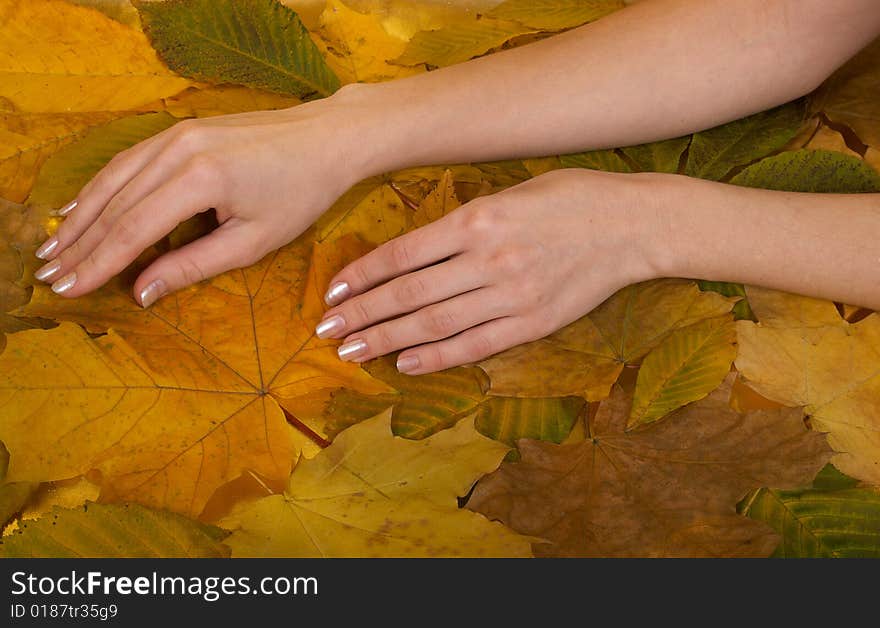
[33, 86, 376, 308]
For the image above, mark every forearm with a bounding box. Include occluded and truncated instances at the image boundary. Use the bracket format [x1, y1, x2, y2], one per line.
[655, 175, 880, 309]
[335, 0, 880, 174]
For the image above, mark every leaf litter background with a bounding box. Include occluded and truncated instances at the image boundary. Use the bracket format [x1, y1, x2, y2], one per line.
[0, 0, 879, 558]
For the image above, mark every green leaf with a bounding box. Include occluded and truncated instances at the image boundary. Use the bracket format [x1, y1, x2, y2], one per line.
[394, 18, 535, 68]
[0, 502, 230, 557]
[697, 281, 755, 321]
[27, 113, 178, 208]
[326, 355, 582, 444]
[487, 0, 624, 30]
[559, 149, 631, 172]
[621, 136, 690, 174]
[811, 464, 860, 491]
[743, 486, 880, 557]
[731, 149, 880, 193]
[136, 0, 340, 99]
[628, 315, 737, 429]
[686, 102, 806, 181]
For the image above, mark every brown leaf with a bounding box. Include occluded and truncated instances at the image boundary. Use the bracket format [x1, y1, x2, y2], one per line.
[468, 375, 831, 557]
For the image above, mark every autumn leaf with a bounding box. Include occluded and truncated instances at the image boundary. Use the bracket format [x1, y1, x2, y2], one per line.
[2, 237, 393, 517]
[394, 19, 536, 68]
[162, 85, 301, 118]
[27, 113, 179, 209]
[326, 355, 583, 447]
[0, 0, 190, 113]
[66, 0, 143, 29]
[136, 0, 340, 99]
[730, 149, 880, 193]
[741, 466, 880, 558]
[222, 410, 535, 557]
[814, 38, 880, 151]
[0, 503, 229, 558]
[621, 136, 690, 173]
[469, 376, 831, 557]
[315, 0, 422, 84]
[735, 286, 880, 485]
[487, 0, 624, 30]
[685, 102, 806, 181]
[0, 442, 38, 529]
[479, 279, 737, 400]
[628, 314, 737, 428]
[0, 111, 127, 203]
[559, 149, 631, 172]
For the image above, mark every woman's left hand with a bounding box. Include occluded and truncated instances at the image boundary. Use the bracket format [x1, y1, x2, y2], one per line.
[317, 168, 673, 375]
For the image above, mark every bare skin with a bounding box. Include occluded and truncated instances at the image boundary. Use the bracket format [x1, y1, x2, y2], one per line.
[33, 0, 880, 375]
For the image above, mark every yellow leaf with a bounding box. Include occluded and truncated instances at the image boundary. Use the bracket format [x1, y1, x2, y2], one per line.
[0, 111, 124, 202]
[735, 287, 880, 484]
[163, 85, 301, 118]
[222, 410, 535, 557]
[316, 0, 422, 83]
[479, 279, 737, 400]
[394, 18, 536, 68]
[0, 502, 229, 557]
[629, 315, 737, 428]
[487, 0, 625, 30]
[3, 237, 393, 517]
[816, 38, 880, 150]
[0, 0, 191, 112]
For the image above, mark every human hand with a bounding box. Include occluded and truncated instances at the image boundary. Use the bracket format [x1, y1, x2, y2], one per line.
[317, 168, 672, 374]
[33, 91, 372, 307]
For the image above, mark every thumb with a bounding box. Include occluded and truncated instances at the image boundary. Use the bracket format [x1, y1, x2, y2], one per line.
[134, 221, 266, 308]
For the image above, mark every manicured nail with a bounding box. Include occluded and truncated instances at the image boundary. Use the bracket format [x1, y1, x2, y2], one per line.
[396, 355, 421, 374]
[51, 272, 77, 295]
[52, 200, 78, 217]
[316, 314, 346, 338]
[35, 237, 58, 260]
[34, 259, 62, 282]
[337, 339, 367, 361]
[139, 279, 167, 309]
[324, 282, 351, 306]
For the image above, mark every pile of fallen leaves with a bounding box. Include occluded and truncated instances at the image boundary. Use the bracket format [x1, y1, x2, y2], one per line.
[1, 0, 879, 558]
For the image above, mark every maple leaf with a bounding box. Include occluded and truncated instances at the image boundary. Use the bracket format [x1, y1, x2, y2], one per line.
[0, 502, 229, 558]
[468, 376, 831, 557]
[479, 279, 737, 400]
[2, 236, 393, 517]
[0, 0, 190, 113]
[221, 410, 535, 557]
[735, 286, 880, 485]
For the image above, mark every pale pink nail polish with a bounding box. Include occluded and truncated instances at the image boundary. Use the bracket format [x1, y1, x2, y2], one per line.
[52, 200, 78, 217]
[324, 282, 351, 306]
[337, 339, 367, 361]
[51, 272, 77, 295]
[316, 314, 346, 338]
[35, 237, 59, 260]
[139, 279, 167, 309]
[396, 355, 420, 374]
[34, 259, 62, 282]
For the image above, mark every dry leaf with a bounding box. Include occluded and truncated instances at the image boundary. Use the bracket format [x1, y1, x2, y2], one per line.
[736, 286, 880, 484]
[222, 410, 535, 557]
[469, 376, 831, 557]
[2, 237, 393, 516]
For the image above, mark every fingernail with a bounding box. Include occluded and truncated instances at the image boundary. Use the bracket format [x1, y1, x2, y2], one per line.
[316, 314, 346, 338]
[139, 279, 167, 309]
[51, 272, 77, 295]
[337, 339, 367, 361]
[396, 355, 421, 374]
[35, 237, 59, 260]
[34, 259, 62, 282]
[52, 200, 78, 217]
[324, 282, 351, 306]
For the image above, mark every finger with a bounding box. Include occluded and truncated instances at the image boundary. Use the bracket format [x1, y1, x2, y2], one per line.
[316, 255, 487, 339]
[49, 147, 193, 262]
[324, 212, 466, 306]
[43, 163, 221, 298]
[393, 315, 545, 375]
[333, 287, 509, 363]
[133, 221, 266, 308]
